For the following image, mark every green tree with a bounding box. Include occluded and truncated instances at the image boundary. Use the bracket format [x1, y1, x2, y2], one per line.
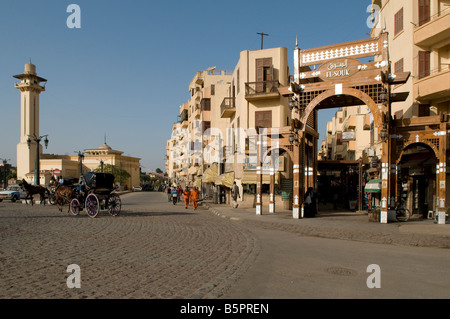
[94, 164, 130, 185]
[155, 168, 163, 174]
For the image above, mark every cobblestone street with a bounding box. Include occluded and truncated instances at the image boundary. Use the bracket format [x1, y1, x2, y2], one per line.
[0, 192, 258, 299]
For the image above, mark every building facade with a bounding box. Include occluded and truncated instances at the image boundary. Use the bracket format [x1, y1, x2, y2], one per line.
[372, 0, 450, 219]
[166, 47, 291, 208]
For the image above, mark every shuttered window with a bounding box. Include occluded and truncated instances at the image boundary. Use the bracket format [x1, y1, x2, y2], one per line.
[419, 0, 430, 26]
[256, 58, 273, 93]
[394, 8, 403, 35]
[418, 51, 430, 79]
[201, 98, 211, 111]
[394, 58, 404, 74]
[255, 111, 272, 132]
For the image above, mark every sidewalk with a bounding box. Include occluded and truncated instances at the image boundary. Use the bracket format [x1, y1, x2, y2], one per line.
[202, 201, 450, 248]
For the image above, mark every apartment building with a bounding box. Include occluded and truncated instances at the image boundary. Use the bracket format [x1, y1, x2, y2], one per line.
[220, 47, 290, 205]
[166, 47, 291, 207]
[371, 0, 450, 118]
[166, 69, 232, 189]
[322, 106, 374, 161]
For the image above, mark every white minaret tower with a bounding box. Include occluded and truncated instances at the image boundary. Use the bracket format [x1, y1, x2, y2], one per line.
[13, 62, 47, 181]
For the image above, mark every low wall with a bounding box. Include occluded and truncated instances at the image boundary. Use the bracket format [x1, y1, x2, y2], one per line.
[238, 194, 291, 210]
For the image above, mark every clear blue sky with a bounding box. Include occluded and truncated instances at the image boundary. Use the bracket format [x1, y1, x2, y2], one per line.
[0, 0, 373, 172]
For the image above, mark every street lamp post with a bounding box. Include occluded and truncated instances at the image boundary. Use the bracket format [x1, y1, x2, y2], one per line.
[76, 151, 85, 176]
[27, 134, 49, 185]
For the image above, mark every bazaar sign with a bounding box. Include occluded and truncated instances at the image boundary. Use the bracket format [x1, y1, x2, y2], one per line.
[318, 58, 361, 82]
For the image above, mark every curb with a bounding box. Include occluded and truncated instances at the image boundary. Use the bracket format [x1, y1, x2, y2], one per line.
[204, 204, 450, 249]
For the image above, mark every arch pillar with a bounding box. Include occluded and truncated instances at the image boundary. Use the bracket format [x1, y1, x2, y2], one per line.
[437, 122, 448, 224]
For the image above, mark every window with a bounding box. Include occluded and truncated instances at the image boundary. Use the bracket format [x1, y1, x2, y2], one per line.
[394, 58, 404, 74]
[255, 111, 272, 132]
[419, 0, 430, 26]
[201, 98, 211, 111]
[418, 104, 430, 117]
[418, 51, 430, 79]
[336, 132, 343, 145]
[211, 84, 215, 96]
[394, 8, 404, 35]
[202, 121, 211, 134]
[256, 58, 273, 93]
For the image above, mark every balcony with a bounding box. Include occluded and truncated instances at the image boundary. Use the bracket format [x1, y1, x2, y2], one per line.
[180, 109, 188, 122]
[414, 8, 450, 48]
[220, 97, 236, 118]
[414, 65, 450, 101]
[344, 116, 357, 130]
[245, 81, 280, 101]
[193, 105, 201, 119]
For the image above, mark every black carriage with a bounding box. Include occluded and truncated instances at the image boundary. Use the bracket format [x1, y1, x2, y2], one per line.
[69, 172, 121, 218]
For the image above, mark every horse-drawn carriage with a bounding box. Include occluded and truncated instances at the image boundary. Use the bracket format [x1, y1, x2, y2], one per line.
[68, 171, 121, 218]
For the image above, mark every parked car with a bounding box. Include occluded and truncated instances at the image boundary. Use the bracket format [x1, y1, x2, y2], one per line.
[132, 186, 142, 192]
[0, 185, 27, 202]
[142, 184, 154, 191]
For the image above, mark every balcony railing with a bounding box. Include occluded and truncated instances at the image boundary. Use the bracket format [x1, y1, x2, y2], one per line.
[245, 81, 280, 100]
[414, 7, 450, 47]
[220, 97, 236, 118]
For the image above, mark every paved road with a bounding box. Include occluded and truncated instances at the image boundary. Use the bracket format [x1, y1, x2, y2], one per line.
[0, 192, 257, 299]
[1, 192, 450, 300]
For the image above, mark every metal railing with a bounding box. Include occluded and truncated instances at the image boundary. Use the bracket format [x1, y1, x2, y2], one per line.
[245, 81, 280, 96]
[220, 97, 236, 116]
[415, 6, 450, 27]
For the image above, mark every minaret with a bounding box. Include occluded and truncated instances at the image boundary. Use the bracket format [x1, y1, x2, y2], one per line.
[13, 62, 47, 180]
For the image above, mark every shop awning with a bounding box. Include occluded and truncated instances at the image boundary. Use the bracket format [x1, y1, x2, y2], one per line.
[202, 163, 218, 183]
[241, 170, 280, 185]
[215, 172, 235, 188]
[365, 179, 381, 193]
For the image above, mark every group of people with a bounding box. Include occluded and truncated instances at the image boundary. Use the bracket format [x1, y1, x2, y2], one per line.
[167, 185, 200, 210]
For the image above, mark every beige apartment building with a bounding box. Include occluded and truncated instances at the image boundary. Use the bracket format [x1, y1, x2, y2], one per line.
[166, 69, 233, 190]
[166, 47, 291, 208]
[321, 106, 375, 161]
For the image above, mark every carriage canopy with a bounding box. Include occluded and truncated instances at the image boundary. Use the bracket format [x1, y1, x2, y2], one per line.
[82, 172, 115, 190]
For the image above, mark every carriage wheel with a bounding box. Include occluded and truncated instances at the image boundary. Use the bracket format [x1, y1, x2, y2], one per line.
[107, 194, 121, 216]
[85, 194, 99, 218]
[70, 198, 80, 216]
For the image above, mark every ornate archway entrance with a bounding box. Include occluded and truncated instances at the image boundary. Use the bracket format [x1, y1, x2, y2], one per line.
[257, 33, 418, 223]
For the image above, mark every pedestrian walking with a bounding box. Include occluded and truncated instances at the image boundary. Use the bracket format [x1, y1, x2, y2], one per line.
[167, 186, 172, 202]
[191, 187, 199, 210]
[171, 187, 178, 205]
[183, 187, 191, 209]
[304, 187, 317, 217]
[231, 181, 240, 208]
[177, 186, 182, 202]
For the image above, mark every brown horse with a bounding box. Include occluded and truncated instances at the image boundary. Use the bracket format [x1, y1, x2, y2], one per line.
[21, 179, 49, 205]
[54, 185, 74, 213]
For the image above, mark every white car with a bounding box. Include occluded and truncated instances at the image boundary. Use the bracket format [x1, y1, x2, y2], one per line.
[0, 185, 27, 202]
[132, 186, 142, 192]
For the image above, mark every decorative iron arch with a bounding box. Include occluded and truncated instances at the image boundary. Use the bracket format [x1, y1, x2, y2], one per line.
[299, 87, 383, 131]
